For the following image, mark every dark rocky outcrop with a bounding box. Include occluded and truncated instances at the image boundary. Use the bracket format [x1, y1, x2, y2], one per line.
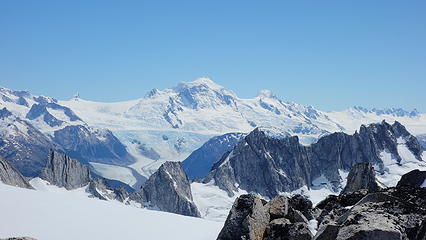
[314, 187, 426, 240]
[182, 132, 245, 180]
[217, 194, 270, 240]
[39, 149, 90, 190]
[397, 169, 426, 188]
[219, 183, 426, 239]
[0, 238, 38, 240]
[217, 194, 314, 240]
[0, 157, 33, 189]
[136, 161, 200, 217]
[341, 163, 383, 194]
[206, 121, 424, 198]
[88, 178, 130, 202]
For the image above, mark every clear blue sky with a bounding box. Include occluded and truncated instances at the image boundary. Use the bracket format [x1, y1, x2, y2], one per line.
[1, 1, 425, 111]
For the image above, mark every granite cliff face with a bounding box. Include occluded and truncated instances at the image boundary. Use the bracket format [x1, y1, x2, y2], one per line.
[205, 129, 312, 198]
[136, 161, 200, 217]
[39, 149, 134, 202]
[39, 150, 91, 190]
[206, 121, 424, 198]
[0, 157, 33, 189]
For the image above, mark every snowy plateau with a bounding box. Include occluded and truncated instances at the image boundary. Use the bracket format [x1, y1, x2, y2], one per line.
[0, 179, 222, 240]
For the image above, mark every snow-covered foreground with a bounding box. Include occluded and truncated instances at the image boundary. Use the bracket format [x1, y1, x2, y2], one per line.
[0, 180, 222, 240]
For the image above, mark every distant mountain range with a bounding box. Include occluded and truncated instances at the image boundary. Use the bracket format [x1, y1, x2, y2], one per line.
[1, 78, 425, 187]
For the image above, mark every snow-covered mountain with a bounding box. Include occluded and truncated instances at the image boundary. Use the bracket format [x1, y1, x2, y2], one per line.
[2, 78, 426, 187]
[58, 78, 426, 185]
[0, 86, 139, 183]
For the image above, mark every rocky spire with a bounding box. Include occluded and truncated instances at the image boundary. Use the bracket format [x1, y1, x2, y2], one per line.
[39, 149, 90, 190]
[139, 161, 200, 217]
[341, 163, 383, 194]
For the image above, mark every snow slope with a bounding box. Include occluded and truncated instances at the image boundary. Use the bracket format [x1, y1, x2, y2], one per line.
[0, 179, 222, 240]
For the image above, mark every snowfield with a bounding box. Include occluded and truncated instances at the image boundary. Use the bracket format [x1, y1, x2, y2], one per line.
[0, 179, 222, 240]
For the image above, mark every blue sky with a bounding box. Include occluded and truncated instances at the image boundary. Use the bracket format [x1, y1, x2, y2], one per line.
[1, 0, 425, 111]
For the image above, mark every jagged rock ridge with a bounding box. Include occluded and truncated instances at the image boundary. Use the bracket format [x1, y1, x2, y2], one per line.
[206, 120, 424, 198]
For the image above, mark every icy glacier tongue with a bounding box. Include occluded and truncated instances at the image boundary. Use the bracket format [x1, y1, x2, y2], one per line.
[0, 180, 222, 240]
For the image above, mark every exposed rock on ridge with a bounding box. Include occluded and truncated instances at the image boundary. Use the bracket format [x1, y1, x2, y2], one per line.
[135, 161, 200, 217]
[39, 149, 90, 190]
[397, 169, 426, 188]
[341, 162, 383, 194]
[217, 194, 314, 240]
[0, 157, 33, 189]
[314, 186, 426, 240]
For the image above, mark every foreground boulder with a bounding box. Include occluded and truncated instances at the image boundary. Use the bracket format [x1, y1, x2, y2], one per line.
[0, 157, 33, 189]
[217, 194, 270, 240]
[39, 149, 90, 190]
[397, 169, 426, 188]
[138, 161, 200, 217]
[314, 187, 426, 240]
[0, 238, 38, 240]
[341, 162, 383, 194]
[217, 194, 314, 240]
